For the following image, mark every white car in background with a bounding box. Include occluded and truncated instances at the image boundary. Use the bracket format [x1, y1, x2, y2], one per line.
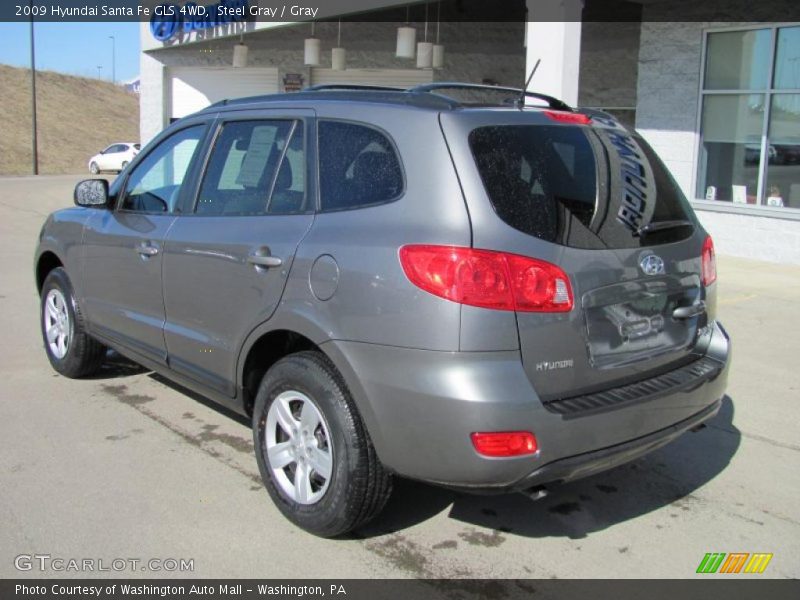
[88, 143, 140, 174]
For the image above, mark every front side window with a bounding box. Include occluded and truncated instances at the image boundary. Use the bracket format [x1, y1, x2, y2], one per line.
[195, 120, 306, 216]
[318, 121, 403, 211]
[120, 125, 205, 213]
[698, 25, 800, 208]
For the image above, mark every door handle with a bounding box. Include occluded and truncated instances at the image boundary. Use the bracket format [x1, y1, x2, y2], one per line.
[672, 301, 706, 320]
[247, 249, 282, 268]
[136, 242, 159, 257]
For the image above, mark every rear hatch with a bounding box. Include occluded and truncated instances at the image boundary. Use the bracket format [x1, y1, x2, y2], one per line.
[441, 109, 714, 402]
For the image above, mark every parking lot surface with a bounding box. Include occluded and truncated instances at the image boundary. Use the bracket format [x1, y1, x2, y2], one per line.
[1, 174, 798, 579]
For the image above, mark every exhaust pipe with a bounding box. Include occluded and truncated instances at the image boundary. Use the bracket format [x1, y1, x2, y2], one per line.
[690, 423, 707, 433]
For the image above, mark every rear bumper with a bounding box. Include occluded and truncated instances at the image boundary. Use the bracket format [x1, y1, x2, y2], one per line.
[323, 320, 730, 490]
[510, 397, 721, 492]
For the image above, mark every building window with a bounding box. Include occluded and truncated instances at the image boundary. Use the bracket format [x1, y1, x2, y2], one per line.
[697, 25, 800, 209]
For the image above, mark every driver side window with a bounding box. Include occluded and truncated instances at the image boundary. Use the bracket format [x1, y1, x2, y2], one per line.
[121, 125, 205, 213]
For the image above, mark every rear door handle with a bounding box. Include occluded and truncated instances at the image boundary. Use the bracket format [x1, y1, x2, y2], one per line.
[247, 248, 282, 268]
[136, 242, 159, 257]
[672, 301, 706, 320]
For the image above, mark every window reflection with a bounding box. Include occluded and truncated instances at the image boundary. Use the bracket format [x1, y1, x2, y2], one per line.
[765, 94, 800, 208]
[698, 26, 800, 208]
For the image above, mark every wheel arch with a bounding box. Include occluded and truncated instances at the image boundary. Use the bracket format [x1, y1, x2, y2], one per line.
[236, 315, 386, 465]
[36, 251, 64, 295]
[238, 328, 321, 417]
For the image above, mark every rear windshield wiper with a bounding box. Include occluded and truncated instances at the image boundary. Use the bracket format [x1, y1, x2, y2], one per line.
[637, 219, 694, 237]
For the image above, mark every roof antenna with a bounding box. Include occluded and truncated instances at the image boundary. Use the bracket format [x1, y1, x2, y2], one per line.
[516, 59, 541, 108]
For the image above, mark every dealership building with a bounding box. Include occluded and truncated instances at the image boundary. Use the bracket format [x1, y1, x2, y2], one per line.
[139, 0, 800, 263]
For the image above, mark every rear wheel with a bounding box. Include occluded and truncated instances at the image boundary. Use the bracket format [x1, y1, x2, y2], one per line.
[253, 351, 392, 537]
[40, 268, 106, 378]
[90, 162, 100, 175]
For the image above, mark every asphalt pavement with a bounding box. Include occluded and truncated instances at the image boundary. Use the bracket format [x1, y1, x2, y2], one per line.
[1, 174, 798, 580]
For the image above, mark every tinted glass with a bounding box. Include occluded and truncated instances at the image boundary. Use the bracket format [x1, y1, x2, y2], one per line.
[697, 94, 765, 203]
[773, 26, 800, 89]
[469, 123, 694, 249]
[121, 125, 204, 213]
[268, 121, 307, 214]
[196, 120, 298, 216]
[765, 94, 800, 208]
[318, 121, 403, 211]
[704, 29, 771, 90]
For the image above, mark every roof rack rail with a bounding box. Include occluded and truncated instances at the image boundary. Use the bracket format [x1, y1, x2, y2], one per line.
[304, 84, 405, 92]
[406, 82, 574, 112]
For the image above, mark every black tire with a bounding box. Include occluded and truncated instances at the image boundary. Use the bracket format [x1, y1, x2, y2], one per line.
[90, 162, 100, 175]
[40, 267, 106, 378]
[253, 351, 392, 537]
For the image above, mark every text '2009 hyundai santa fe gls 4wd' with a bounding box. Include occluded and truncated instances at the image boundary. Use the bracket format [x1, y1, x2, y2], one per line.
[34, 83, 730, 537]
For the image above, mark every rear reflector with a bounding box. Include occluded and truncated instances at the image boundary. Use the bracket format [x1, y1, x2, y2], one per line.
[399, 245, 573, 312]
[701, 235, 717, 286]
[543, 110, 592, 125]
[471, 432, 538, 457]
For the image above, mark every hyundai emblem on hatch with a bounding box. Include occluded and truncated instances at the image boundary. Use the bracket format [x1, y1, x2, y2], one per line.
[640, 254, 665, 275]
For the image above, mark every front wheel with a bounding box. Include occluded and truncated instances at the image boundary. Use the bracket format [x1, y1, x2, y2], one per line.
[40, 268, 106, 378]
[253, 351, 392, 537]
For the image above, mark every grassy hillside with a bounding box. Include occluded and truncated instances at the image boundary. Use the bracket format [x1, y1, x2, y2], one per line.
[0, 64, 139, 176]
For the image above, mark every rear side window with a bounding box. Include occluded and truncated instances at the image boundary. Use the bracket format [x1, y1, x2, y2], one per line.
[195, 120, 306, 216]
[318, 121, 403, 211]
[469, 124, 694, 249]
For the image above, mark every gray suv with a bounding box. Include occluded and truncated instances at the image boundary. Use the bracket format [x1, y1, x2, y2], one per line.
[34, 84, 730, 537]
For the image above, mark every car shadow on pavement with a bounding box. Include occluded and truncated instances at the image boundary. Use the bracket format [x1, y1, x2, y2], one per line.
[147, 372, 251, 427]
[358, 396, 740, 540]
[83, 350, 150, 379]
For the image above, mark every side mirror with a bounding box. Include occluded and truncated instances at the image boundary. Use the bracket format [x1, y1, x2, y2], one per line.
[74, 179, 110, 208]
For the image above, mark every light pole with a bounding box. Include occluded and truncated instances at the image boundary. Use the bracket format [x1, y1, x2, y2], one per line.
[29, 0, 38, 175]
[108, 35, 116, 83]
[97, 65, 103, 79]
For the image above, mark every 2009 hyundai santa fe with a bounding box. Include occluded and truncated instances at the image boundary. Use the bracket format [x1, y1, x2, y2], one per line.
[34, 83, 730, 537]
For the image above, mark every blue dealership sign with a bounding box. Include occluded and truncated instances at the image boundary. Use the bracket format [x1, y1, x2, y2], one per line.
[150, 0, 249, 42]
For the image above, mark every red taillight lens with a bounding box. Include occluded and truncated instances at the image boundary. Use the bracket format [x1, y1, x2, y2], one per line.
[543, 110, 592, 125]
[471, 432, 538, 457]
[701, 236, 717, 286]
[399, 245, 573, 312]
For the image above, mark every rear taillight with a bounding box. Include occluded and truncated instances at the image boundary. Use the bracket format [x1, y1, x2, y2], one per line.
[543, 110, 592, 125]
[471, 432, 538, 457]
[701, 236, 717, 286]
[398, 245, 573, 312]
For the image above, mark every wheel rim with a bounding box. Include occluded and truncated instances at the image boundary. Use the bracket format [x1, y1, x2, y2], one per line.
[264, 390, 333, 505]
[44, 289, 70, 359]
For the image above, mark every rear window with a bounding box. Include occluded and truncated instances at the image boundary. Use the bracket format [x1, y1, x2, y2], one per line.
[468, 123, 694, 249]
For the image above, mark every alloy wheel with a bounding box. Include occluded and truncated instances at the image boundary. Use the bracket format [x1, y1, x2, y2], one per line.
[264, 390, 333, 505]
[44, 289, 71, 359]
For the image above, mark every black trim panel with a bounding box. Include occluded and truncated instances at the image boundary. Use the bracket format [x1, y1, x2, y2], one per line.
[543, 355, 724, 418]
